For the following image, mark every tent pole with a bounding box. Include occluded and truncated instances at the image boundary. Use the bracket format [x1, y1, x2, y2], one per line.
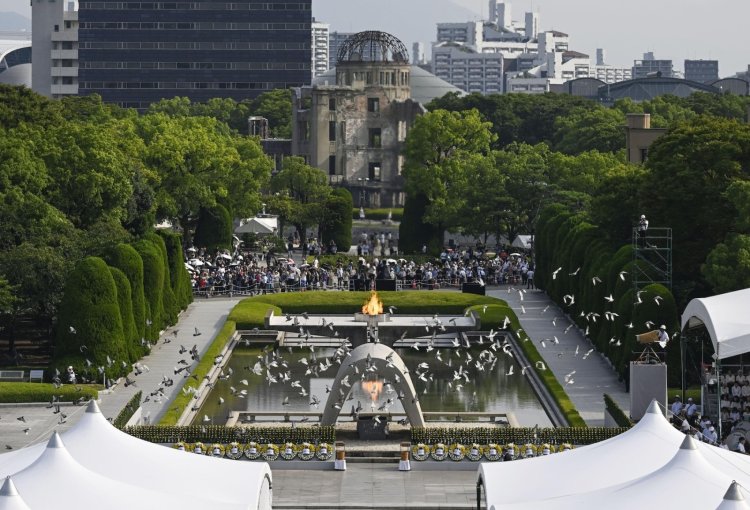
[717, 346, 722, 441]
[680, 332, 686, 402]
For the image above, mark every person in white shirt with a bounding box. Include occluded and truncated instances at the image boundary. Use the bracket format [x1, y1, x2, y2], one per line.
[733, 382, 743, 398]
[736, 437, 748, 454]
[657, 325, 669, 348]
[738, 371, 747, 384]
[671, 396, 684, 417]
[685, 398, 698, 418]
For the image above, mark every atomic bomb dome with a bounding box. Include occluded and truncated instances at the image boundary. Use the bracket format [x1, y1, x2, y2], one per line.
[336, 31, 409, 65]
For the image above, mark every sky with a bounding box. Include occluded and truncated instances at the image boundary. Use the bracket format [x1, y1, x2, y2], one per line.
[3, 0, 750, 75]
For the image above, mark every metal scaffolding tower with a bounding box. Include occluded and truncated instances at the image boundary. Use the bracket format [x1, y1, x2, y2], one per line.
[632, 226, 673, 293]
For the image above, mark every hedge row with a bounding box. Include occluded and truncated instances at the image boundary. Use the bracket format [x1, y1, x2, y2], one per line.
[534, 206, 680, 385]
[54, 234, 192, 380]
[411, 426, 627, 446]
[158, 320, 238, 425]
[604, 393, 633, 428]
[124, 424, 335, 444]
[0, 382, 99, 403]
[113, 390, 143, 429]
[322, 188, 353, 253]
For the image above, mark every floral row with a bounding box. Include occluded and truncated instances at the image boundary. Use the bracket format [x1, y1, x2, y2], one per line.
[173, 441, 334, 461]
[411, 442, 574, 461]
[411, 426, 627, 446]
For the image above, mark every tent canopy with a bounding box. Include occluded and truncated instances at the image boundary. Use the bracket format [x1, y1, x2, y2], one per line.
[235, 216, 278, 235]
[511, 235, 533, 250]
[681, 288, 750, 360]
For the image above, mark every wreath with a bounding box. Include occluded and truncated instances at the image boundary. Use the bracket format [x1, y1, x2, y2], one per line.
[280, 442, 297, 460]
[298, 442, 315, 461]
[244, 441, 262, 460]
[504, 443, 519, 459]
[559, 443, 574, 452]
[539, 443, 554, 456]
[483, 443, 502, 461]
[262, 443, 280, 461]
[209, 443, 225, 458]
[466, 443, 483, 461]
[173, 442, 187, 452]
[226, 442, 243, 460]
[193, 442, 206, 455]
[430, 442, 448, 461]
[316, 442, 333, 461]
[411, 443, 430, 461]
[448, 443, 466, 461]
[522, 443, 537, 458]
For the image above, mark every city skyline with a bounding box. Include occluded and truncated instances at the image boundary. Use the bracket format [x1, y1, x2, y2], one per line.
[3, 0, 750, 75]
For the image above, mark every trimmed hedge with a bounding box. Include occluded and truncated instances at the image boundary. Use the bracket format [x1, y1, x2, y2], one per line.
[132, 238, 165, 341]
[322, 188, 353, 253]
[113, 390, 143, 429]
[55, 257, 128, 372]
[468, 304, 586, 427]
[193, 204, 232, 252]
[108, 266, 140, 362]
[146, 232, 178, 326]
[105, 243, 147, 344]
[411, 426, 627, 446]
[159, 230, 193, 310]
[399, 193, 441, 254]
[158, 320, 237, 425]
[124, 425, 335, 444]
[604, 393, 633, 427]
[0, 382, 99, 403]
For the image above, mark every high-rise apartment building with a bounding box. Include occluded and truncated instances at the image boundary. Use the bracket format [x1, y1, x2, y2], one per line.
[684, 59, 719, 83]
[328, 31, 353, 70]
[311, 19, 329, 79]
[32, 0, 79, 98]
[632, 54, 673, 79]
[76, 0, 312, 109]
[432, 46, 504, 94]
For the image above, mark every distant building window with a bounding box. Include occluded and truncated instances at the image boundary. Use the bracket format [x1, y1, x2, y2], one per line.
[54, 24, 59, 32]
[367, 98, 379, 113]
[640, 148, 649, 163]
[328, 97, 335, 111]
[328, 155, 336, 175]
[329, 121, 336, 142]
[369, 162, 381, 181]
[369, 128, 381, 148]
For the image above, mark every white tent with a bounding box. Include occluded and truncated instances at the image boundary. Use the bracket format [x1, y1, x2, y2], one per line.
[511, 235, 533, 250]
[681, 288, 750, 360]
[235, 217, 278, 235]
[718, 482, 750, 510]
[0, 477, 31, 510]
[479, 401, 750, 509]
[0, 401, 272, 510]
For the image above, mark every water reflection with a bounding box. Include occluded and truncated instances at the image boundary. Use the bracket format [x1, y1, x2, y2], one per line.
[196, 346, 552, 426]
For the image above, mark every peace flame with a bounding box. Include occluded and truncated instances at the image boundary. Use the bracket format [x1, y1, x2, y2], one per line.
[361, 291, 384, 315]
[361, 379, 383, 402]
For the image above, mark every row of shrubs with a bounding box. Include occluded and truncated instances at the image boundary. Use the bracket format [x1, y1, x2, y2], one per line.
[534, 205, 680, 385]
[124, 424, 336, 444]
[0, 382, 99, 403]
[411, 426, 628, 446]
[113, 391, 143, 429]
[604, 393, 633, 428]
[54, 231, 193, 381]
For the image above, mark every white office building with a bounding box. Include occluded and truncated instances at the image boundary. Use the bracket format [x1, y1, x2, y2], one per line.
[589, 64, 633, 84]
[311, 20, 329, 79]
[432, 44, 504, 94]
[32, 0, 79, 98]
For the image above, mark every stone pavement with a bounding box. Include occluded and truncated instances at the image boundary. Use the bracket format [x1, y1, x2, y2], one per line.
[488, 286, 630, 426]
[272, 464, 476, 509]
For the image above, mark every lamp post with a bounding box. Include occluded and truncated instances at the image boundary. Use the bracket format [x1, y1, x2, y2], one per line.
[357, 177, 370, 208]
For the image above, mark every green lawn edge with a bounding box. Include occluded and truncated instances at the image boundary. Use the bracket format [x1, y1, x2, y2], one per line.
[0, 382, 100, 403]
[158, 320, 237, 425]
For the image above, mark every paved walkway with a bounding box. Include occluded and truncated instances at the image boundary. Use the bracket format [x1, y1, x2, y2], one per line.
[488, 286, 630, 426]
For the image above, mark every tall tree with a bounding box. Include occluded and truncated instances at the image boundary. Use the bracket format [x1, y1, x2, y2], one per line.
[269, 157, 331, 240]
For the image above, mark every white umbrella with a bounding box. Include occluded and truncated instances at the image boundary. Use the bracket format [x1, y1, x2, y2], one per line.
[184, 263, 196, 273]
[219, 253, 232, 260]
[236, 255, 244, 261]
[386, 259, 397, 264]
[186, 247, 197, 253]
[188, 259, 204, 266]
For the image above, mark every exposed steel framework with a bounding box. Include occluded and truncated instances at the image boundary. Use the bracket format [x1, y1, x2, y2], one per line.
[337, 31, 409, 65]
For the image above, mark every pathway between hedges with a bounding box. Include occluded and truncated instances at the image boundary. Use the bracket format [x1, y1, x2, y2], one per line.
[488, 286, 630, 426]
[98, 296, 243, 423]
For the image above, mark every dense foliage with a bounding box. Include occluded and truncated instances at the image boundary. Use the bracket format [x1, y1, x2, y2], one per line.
[321, 188, 353, 253]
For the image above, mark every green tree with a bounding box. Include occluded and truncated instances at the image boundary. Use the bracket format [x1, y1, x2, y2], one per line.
[132, 239, 165, 340]
[270, 157, 331, 239]
[249, 89, 293, 138]
[105, 243, 147, 344]
[702, 235, 750, 293]
[158, 231, 193, 310]
[552, 107, 626, 154]
[321, 188, 353, 253]
[108, 266, 140, 361]
[193, 204, 233, 252]
[0, 84, 63, 130]
[398, 193, 443, 254]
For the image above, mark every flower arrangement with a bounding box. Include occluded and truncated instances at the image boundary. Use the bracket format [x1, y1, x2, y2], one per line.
[466, 443, 483, 461]
[226, 442, 243, 460]
[430, 442, 448, 461]
[280, 442, 297, 460]
[262, 443, 279, 461]
[504, 443, 519, 459]
[173, 441, 186, 452]
[193, 442, 206, 455]
[448, 443, 466, 461]
[559, 443, 574, 452]
[411, 443, 430, 461]
[522, 443, 537, 458]
[244, 441, 262, 460]
[209, 443, 226, 458]
[539, 443, 553, 456]
[298, 442, 315, 461]
[316, 442, 333, 461]
[483, 443, 501, 461]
